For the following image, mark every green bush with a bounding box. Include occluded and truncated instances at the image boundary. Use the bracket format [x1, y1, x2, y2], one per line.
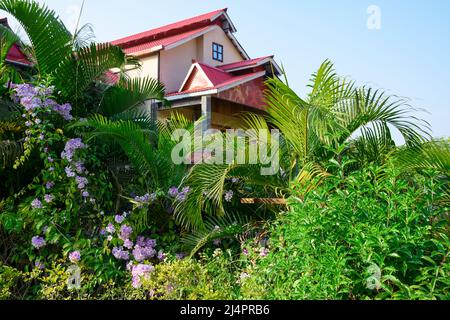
[242, 166, 450, 300]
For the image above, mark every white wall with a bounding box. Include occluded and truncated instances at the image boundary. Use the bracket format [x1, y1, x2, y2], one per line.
[125, 53, 159, 79]
[160, 39, 198, 93]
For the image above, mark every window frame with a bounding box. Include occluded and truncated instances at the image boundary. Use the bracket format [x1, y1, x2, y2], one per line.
[212, 42, 224, 62]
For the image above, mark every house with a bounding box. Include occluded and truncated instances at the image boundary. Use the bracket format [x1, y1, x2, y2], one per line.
[0, 17, 31, 68]
[110, 8, 281, 131]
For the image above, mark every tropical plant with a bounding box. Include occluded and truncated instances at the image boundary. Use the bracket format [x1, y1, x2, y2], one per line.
[176, 60, 431, 231]
[0, 0, 135, 114]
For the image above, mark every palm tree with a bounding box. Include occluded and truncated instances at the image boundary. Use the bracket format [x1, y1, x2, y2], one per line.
[0, 0, 167, 199]
[0, 0, 136, 113]
[175, 60, 431, 231]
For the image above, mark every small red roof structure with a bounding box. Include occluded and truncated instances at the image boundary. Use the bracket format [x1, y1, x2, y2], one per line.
[168, 61, 265, 99]
[0, 17, 31, 66]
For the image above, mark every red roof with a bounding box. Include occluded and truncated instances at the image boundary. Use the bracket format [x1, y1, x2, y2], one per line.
[102, 70, 120, 85]
[196, 62, 234, 86]
[218, 56, 273, 71]
[121, 26, 211, 55]
[1, 17, 31, 66]
[111, 8, 227, 48]
[168, 61, 265, 97]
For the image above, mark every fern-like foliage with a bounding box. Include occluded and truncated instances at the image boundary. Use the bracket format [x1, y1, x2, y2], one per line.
[98, 76, 166, 116]
[55, 42, 126, 103]
[72, 113, 191, 191]
[182, 211, 254, 258]
[393, 140, 450, 174]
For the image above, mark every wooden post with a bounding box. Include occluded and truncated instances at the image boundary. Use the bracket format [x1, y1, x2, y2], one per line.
[240, 198, 287, 205]
[201, 95, 212, 133]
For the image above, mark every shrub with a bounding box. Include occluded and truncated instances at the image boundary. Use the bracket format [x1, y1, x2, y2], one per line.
[242, 166, 450, 300]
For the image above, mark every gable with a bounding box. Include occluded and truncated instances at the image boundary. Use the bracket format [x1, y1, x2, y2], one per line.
[201, 27, 244, 66]
[181, 66, 213, 91]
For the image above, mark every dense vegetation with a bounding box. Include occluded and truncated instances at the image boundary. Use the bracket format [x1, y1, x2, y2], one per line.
[0, 0, 448, 300]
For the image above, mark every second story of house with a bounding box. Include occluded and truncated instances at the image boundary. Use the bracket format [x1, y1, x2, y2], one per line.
[110, 8, 281, 96]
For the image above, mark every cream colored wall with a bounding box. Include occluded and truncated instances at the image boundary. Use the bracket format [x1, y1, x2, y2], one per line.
[202, 27, 243, 66]
[160, 39, 198, 93]
[139, 26, 244, 94]
[125, 53, 159, 79]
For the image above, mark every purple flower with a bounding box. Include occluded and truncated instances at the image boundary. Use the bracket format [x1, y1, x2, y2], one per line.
[44, 194, 54, 203]
[49, 167, 55, 172]
[175, 252, 187, 260]
[38, 134, 44, 140]
[100, 229, 106, 236]
[136, 237, 156, 248]
[69, 251, 81, 263]
[119, 225, 133, 241]
[126, 261, 133, 272]
[31, 236, 46, 249]
[65, 166, 75, 178]
[259, 247, 269, 257]
[74, 161, 85, 174]
[82, 191, 89, 198]
[20, 96, 41, 111]
[131, 264, 155, 288]
[157, 250, 166, 261]
[35, 261, 45, 270]
[75, 176, 88, 189]
[31, 198, 43, 209]
[34, 118, 41, 125]
[132, 244, 156, 262]
[168, 187, 179, 198]
[213, 239, 221, 246]
[53, 103, 73, 121]
[242, 248, 249, 256]
[115, 214, 125, 224]
[47, 157, 54, 163]
[224, 190, 234, 202]
[46, 181, 55, 190]
[232, 178, 240, 184]
[25, 121, 32, 127]
[176, 187, 190, 202]
[106, 223, 115, 234]
[112, 247, 130, 260]
[124, 239, 134, 250]
[61, 138, 86, 162]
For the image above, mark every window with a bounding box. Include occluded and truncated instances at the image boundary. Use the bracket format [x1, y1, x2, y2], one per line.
[212, 43, 223, 62]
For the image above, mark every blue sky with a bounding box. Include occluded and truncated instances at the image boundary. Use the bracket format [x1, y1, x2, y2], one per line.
[3, 0, 450, 139]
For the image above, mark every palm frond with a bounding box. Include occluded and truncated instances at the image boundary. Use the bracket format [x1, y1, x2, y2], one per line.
[72, 23, 95, 50]
[98, 76, 166, 116]
[393, 140, 450, 174]
[55, 42, 126, 102]
[0, 24, 20, 63]
[182, 211, 253, 258]
[0, 139, 22, 168]
[337, 87, 430, 147]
